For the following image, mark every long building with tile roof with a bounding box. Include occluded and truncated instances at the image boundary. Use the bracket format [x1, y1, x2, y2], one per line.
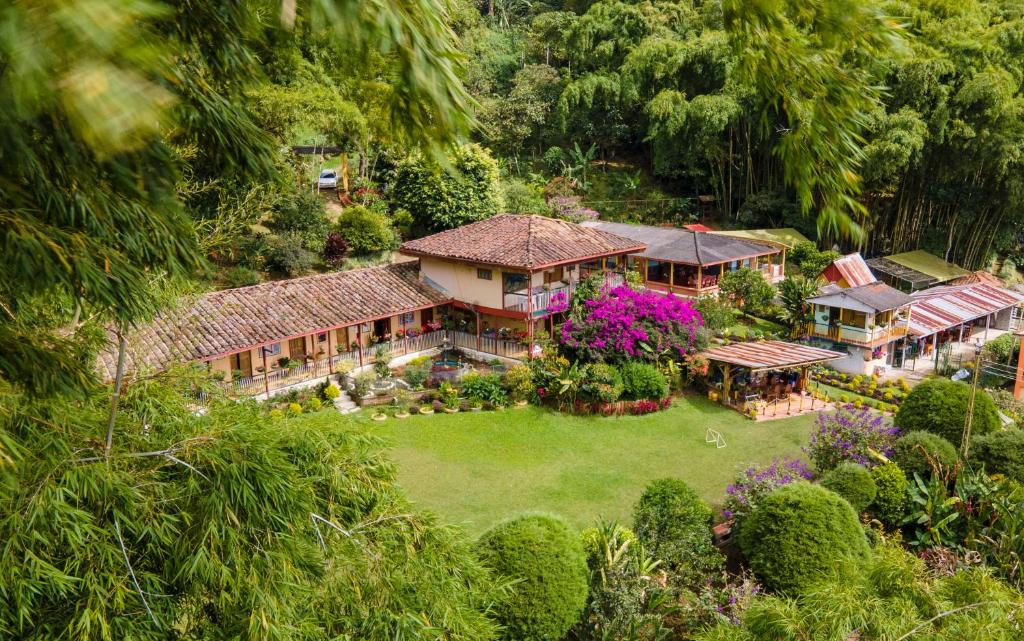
[97, 262, 450, 380]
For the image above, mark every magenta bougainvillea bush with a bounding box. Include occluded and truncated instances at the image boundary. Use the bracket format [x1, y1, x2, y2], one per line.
[559, 285, 703, 363]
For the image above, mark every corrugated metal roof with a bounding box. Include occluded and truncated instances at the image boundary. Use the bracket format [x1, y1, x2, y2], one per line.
[583, 221, 779, 266]
[701, 340, 845, 370]
[829, 253, 877, 287]
[907, 282, 1024, 337]
[808, 282, 913, 312]
[710, 228, 812, 249]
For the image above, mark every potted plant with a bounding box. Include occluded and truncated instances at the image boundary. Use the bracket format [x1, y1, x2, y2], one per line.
[469, 397, 483, 411]
[371, 409, 387, 421]
[393, 389, 411, 418]
[432, 400, 444, 414]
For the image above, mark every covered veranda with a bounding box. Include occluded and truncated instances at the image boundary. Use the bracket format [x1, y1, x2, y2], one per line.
[703, 341, 844, 420]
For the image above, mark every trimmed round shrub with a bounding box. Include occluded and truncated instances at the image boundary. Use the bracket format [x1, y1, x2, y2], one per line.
[892, 431, 958, 480]
[336, 205, 398, 254]
[870, 462, 908, 528]
[632, 478, 722, 586]
[476, 515, 588, 641]
[737, 482, 869, 594]
[619, 362, 669, 400]
[895, 378, 999, 444]
[820, 463, 877, 512]
[973, 429, 1024, 482]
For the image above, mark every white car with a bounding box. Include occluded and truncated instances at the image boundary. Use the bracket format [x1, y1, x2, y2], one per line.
[317, 169, 338, 190]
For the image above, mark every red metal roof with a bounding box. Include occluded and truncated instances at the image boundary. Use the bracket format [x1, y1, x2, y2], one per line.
[684, 223, 714, 232]
[701, 340, 845, 370]
[824, 253, 877, 287]
[907, 282, 1024, 337]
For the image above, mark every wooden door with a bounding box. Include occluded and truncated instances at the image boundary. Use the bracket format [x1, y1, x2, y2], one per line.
[229, 351, 253, 377]
[288, 337, 307, 359]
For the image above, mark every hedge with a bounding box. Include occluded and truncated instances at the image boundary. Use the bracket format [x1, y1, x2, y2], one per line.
[476, 514, 589, 641]
[820, 463, 877, 512]
[972, 429, 1024, 482]
[632, 478, 722, 586]
[894, 378, 999, 444]
[892, 431, 958, 480]
[738, 482, 869, 594]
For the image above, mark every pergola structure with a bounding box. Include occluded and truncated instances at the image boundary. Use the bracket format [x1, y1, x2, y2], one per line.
[702, 341, 844, 415]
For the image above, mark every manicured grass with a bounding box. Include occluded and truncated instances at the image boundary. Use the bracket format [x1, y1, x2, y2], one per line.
[364, 395, 816, 535]
[726, 311, 787, 339]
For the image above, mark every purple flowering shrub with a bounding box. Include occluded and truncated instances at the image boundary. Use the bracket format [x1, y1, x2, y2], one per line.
[560, 285, 702, 363]
[722, 457, 813, 523]
[806, 404, 900, 472]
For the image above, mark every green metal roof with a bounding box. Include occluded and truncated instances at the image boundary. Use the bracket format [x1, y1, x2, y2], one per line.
[710, 228, 812, 249]
[884, 250, 970, 283]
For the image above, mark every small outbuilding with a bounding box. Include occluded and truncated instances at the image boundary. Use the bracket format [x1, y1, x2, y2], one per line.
[702, 340, 844, 418]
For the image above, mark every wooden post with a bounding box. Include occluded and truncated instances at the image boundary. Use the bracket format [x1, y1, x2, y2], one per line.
[357, 324, 364, 368]
[696, 264, 702, 291]
[340, 154, 350, 193]
[1013, 332, 1024, 401]
[476, 311, 482, 354]
[527, 271, 535, 359]
[721, 363, 731, 405]
[327, 328, 334, 371]
[261, 347, 270, 396]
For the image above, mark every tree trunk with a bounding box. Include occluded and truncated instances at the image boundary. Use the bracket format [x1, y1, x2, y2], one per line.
[105, 330, 128, 456]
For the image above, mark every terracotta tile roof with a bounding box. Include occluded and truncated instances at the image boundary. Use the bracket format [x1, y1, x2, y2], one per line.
[907, 282, 1024, 337]
[96, 263, 448, 379]
[702, 340, 845, 371]
[399, 214, 645, 270]
[584, 221, 779, 266]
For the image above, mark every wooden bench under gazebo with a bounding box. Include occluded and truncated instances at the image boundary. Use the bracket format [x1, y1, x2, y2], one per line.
[702, 340, 845, 419]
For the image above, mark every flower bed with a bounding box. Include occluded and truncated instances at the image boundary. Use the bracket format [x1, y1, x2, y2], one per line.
[569, 397, 673, 416]
[809, 367, 910, 409]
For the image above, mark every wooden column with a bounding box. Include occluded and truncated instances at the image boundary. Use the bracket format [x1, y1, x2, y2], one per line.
[527, 270, 535, 359]
[327, 328, 334, 371]
[697, 264, 702, 291]
[357, 324, 364, 367]
[476, 311, 482, 353]
[261, 347, 270, 396]
[721, 363, 731, 405]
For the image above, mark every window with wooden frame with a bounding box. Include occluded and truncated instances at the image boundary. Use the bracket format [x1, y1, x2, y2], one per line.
[477, 268, 493, 280]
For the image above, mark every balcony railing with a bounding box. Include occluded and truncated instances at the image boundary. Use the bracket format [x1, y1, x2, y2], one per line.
[448, 329, 529, 359]
[224, 330, 447, 397]
[807, 321, 908, 347]
[504, 282, 573, 315]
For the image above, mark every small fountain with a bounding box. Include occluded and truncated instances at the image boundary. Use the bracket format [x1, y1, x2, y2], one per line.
[431, 336, 472, 382]
[434, 336, 459, 369]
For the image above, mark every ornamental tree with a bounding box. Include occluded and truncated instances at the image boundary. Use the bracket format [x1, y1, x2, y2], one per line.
[559, 285, 703, 364]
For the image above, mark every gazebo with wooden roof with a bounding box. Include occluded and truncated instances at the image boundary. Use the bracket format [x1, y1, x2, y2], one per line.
[702, 340, 844, 416]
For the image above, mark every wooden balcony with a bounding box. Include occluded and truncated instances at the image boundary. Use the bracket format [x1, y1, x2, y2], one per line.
[806, 321, 908, 347]
[504, 282, 573, 315]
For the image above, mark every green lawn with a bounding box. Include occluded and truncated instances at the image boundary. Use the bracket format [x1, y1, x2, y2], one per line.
[362, 395, 816, 535]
